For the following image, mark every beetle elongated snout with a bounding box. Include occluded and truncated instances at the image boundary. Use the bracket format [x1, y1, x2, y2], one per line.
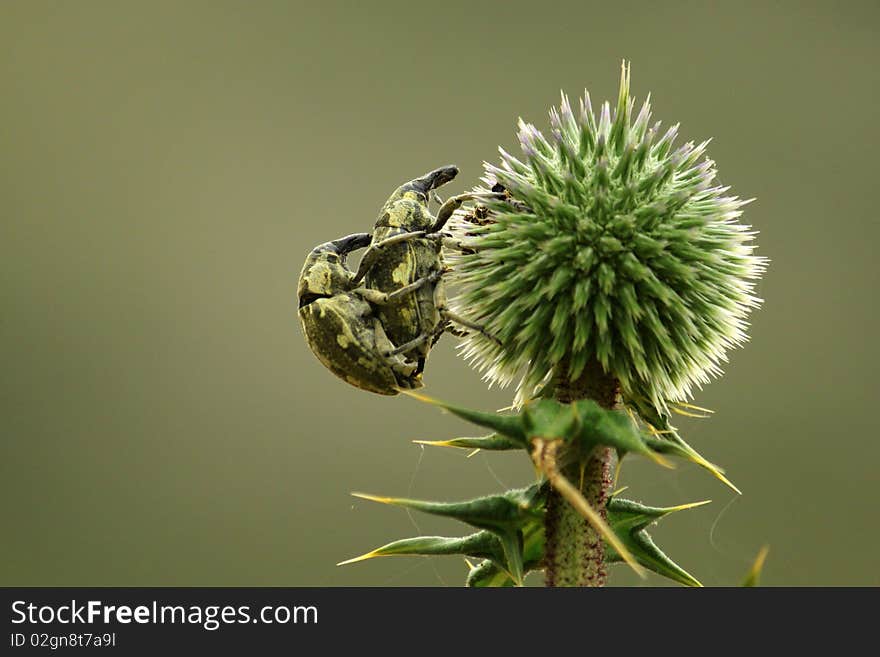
[410, 165, 459, 194]
[326, 232, 372, 255]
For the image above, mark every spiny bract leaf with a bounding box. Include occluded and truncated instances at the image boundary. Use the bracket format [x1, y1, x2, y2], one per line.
[413, 433, 522, 452]
[402, 391, 529, 447]
[350, 485, 544, 585]
[411, 392, 672, 468]
[467, 520, 545, 587]
[338, 532, 503, 566]
[630, 395, 740, 493]
[573, 399, 670, 467]
[344, 489, 707, 588]
[467, 558, 518, 587]
[446, 61, 767, 412]
[350, 486, 542, 533]
[470, 497, 707, 587]
[603, 497, 709, 587]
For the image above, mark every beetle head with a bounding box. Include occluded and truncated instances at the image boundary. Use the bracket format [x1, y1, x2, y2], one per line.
[297, 233, 371, 307]
[409, 165, 459, 194]
[387, 165, 459, 206]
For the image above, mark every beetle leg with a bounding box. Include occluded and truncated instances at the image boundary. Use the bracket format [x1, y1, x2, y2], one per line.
[380, 316, 448, 358]
[380, 331, 435, 358]
[371, 319, 420, 379]
[429, 192, 506, 233]
[351, 230, 428, 285]
[423, 232, 476, 255]
[412, 323, 446, 374]
[445, 325, 470, 338]
[437, 235, 469, 252]
[430, 194, 474, 233]
[353, 270, 442, 305]
[439, 307, 502, 346]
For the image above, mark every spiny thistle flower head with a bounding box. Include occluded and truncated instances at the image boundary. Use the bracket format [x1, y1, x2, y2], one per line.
[447, 62, 767, 410]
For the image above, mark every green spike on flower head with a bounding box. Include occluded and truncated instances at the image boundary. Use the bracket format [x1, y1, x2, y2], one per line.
[447, 61, 767, 410]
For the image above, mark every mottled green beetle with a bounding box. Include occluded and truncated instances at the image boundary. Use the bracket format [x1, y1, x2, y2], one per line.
[352, 166, 496, 373]
[298, 232, 440, 395]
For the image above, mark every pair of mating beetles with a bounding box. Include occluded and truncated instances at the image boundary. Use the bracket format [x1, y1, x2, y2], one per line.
[297, 166, 497, 395]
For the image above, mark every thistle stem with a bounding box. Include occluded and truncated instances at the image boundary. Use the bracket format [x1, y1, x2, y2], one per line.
[544, 358, 619, 587]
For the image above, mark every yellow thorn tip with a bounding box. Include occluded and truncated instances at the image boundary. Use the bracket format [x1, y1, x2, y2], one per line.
[645, 448, 674, 469]
[751, 545, 770, 574]
[399, 390, 439, 404]
[412, 439, 454, 448]
[672, 408, 712, 418]
[686, 453, 742, 495]
[707, 467, 741, 495]
[350, 492, 397, 505]
[665, 499, 712, 513]
[675, 402, 715, 414]
[336, 550, 379, 566]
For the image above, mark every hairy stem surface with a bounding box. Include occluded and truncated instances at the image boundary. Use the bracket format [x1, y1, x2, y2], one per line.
[544, 358, 618, 587]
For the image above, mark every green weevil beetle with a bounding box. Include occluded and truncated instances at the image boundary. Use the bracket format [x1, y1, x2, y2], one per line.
[297, 232, 442, 395]
[351, 166, 498, 374]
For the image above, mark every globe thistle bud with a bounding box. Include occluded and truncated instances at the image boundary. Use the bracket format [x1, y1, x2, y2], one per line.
[447, 62, 767, 411]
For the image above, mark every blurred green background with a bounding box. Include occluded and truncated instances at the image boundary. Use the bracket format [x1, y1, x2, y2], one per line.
[2, 0, 878, 587]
